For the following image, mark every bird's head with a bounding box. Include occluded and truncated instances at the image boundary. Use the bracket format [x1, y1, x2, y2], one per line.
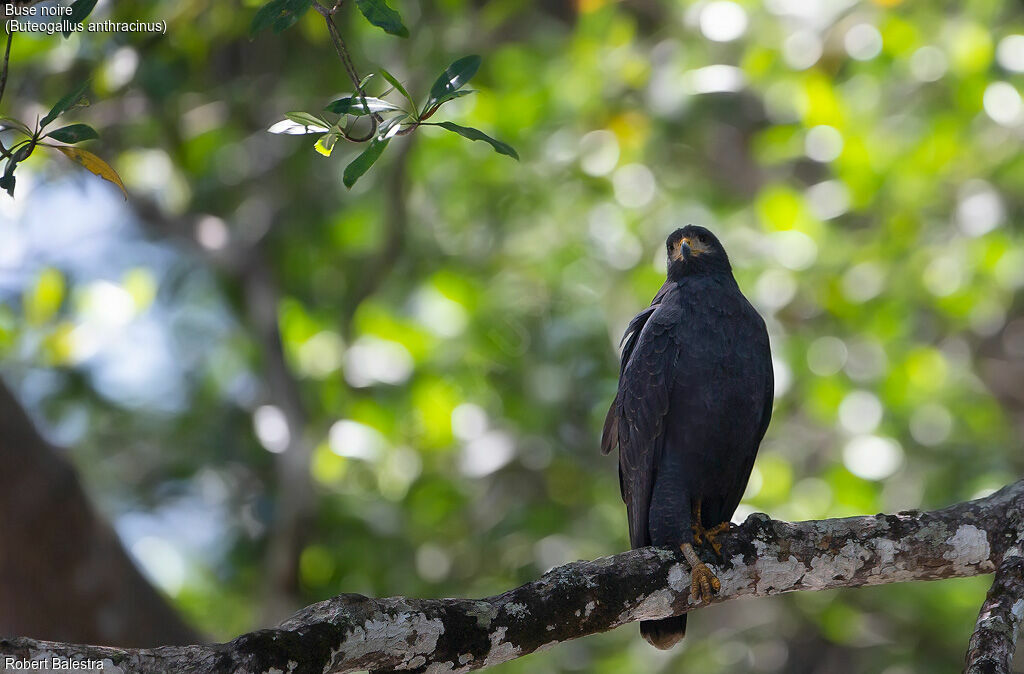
[666, 225, 731, 279]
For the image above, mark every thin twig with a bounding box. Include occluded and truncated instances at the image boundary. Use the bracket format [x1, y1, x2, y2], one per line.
[323, 14, 379, 121]
[0, 30, 13, 110]
[310, 0, 387, 142]
[395, 121, 420, 136]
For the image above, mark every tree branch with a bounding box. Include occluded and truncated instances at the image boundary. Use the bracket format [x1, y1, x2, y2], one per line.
[237, 249, 318, 625]
[313, 2, 382, 141]
[0, 29, 13, 109]
[2, 479, 1023, 673]
[965, 526, 1024, 674]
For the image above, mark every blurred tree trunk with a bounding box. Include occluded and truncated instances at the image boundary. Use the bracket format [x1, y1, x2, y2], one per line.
[0, 378, 199, 647]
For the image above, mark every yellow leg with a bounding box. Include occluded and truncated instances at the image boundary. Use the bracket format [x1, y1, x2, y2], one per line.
[691, 498, 732, 557]
[691, 499, 705, 545]
[680, 542, 720, 603]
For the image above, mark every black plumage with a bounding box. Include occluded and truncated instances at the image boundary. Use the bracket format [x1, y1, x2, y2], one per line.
[602, 225, 773, 649]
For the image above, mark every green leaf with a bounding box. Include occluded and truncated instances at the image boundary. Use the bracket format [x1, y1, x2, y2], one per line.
[250, 0, 282, 36]
[40, 81, 90, 129]
[425, 55, 481, 113]
[274, 0, 311, 32]
[433, 122, 519, 160]
[9, 143, 34, 165]
[343, 136, 390, 188]
[354, 0, 409, 38]
[286, 112, 331, 128]
[45, 124, 99, 144]
[380, 69, 417, 117]
[268, 113, 329, 135]
[2, 142, 35, 196]
[0, 117, 33, 136]
[358, 73, 375, 89]
[62, 0, 98, 37]
[377, 115, 406, 139]
[325, 96, 404, 116]
[250, 0, 311, 38]
[430, 89, 477, 109]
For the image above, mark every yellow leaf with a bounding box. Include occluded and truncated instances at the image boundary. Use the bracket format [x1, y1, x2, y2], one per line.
[52, 145, 127, 199]
[41, 321, 76, 366]
[314, 133, 337, 157]
[122, 268, 157, 311]
[24, 268, 66, 326]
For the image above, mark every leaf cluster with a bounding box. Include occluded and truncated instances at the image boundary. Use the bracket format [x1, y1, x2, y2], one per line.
[0, 81, 124, 198]
[252, 1, 517, 188]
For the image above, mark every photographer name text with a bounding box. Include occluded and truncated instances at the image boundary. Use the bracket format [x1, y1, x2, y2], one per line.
[2, 656, 105, 671]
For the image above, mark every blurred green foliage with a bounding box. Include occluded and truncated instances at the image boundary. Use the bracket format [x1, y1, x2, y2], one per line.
[2, 0, 1024, 671]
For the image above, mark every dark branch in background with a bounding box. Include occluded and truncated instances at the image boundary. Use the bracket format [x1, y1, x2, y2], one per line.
[341, 137, 413, 336]
[238, 249, 319, 624]
[130, 136, 416, 621]
[3, 480, 1022, 673]
[0, 30, 13, 109]
[256, 136, 416, 612]
[130, 200, 315, 624]
[129, 193, 314, 625]
[0, 30, 14, 162]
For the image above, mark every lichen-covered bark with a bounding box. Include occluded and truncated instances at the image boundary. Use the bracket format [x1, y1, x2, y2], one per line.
[964, 512, 1024, 674]
[2, 480, 1023, 674]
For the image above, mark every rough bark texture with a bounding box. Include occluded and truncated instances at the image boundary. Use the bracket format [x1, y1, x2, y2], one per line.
[3, 479, 1023, 673]
[0, 379, 199, 648]
[965, 510, 1024, 674]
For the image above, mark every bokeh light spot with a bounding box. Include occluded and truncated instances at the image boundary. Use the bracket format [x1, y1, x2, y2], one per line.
[843, 435, 904, 480]
[699, 1, 748, 43]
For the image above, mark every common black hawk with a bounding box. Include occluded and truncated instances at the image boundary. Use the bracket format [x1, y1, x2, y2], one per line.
[602, 225, 774, 649]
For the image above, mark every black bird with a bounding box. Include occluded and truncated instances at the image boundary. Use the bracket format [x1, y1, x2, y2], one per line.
[602, 225, 773, 649]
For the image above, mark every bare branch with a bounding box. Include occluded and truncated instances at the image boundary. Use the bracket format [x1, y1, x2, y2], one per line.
[3, 480, 1022, 673]
[0, 30, 13, 109]
[319, 9, 382, 142]
[965, 537, 1024, 674]
[237, 250, 317, 625]
[126, 200, 316, 624]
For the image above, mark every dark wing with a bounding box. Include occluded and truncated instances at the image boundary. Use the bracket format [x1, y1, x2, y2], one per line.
[615, 297, 684, 549]
[600, 280, 674, 456]
[720, 305, 775, 521]
[600, 306, 655, 455]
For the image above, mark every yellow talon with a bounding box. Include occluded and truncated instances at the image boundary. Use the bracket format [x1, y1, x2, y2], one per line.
[680, 543, 721, 604]
[691, 499, 732, 558]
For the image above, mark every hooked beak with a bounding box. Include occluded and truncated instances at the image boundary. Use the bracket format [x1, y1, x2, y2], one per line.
[670, 239, 693, 262]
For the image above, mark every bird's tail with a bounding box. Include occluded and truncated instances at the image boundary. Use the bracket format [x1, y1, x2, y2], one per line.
[640, 614, 687, 650]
